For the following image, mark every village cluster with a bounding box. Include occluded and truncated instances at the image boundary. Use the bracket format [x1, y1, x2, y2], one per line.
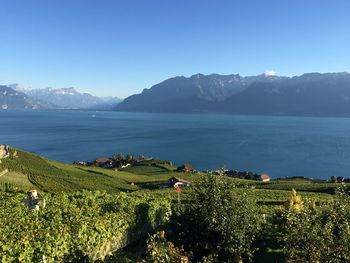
[74, 154, 271, 189]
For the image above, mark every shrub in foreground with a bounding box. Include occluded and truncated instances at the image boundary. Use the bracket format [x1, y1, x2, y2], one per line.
[172, 174, 262, 262]
[278, 188, 350, 263]
[146, 230, 191, 263]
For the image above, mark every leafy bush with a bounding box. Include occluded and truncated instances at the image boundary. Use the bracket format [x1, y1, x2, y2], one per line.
[0, 191, 171, 262]
[171, 174, 262, 262]
[146, 230, 190, 263]
[278, 188, 350, 262]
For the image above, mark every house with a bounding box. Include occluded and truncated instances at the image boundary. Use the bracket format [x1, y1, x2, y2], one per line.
[159, 177, 191, 189]
[168, 177, 191, 187]
[259, 174, 271, 182]
[95, 157, 113, 168]
[176, 163, 194, 173]
[0, 144, 10, 159]
[73, 161, 88, 166]
[121, 163, 131, 168]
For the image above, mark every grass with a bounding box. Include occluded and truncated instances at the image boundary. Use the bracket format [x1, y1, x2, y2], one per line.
[77, 164, 200, 190]
[0, 150, 139, 193]
[256, 179, 339, 194]
[0, 171, 35, 191]
[0, 149, 199, 193]
[0, 148, 338, 209]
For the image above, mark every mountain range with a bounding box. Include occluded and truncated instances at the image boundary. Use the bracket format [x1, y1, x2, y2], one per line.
[115, 72, 350, 116]
[0, 85, 49, 110]
[1, 85, 121, 110]
[3, 72, 350, 116]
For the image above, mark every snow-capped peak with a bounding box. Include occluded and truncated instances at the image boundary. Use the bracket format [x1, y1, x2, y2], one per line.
[264, 69, 277, 77]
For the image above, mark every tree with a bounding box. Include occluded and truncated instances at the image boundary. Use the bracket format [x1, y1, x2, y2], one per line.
[112, 153, 124, 161]
[174, 174, 262, 262]
[126, 154, 133, 162]
[138, 154, 146, 161]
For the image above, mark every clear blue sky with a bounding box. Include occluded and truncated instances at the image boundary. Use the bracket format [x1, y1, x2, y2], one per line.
[0, 0, 349, 97]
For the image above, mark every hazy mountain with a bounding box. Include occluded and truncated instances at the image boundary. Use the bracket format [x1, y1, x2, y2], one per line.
[10, 85, 121, 110]
[0, 85, 50, 110]
[115, 72, 350, 116]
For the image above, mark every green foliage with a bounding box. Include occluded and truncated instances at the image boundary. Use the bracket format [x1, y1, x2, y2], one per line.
[256, 179, 338, 194]
[0, 171, 36, 191]
[9, 149, 18, 159]
[0, 191, 171, 262]
[285, 189, 304, 213]
[171, 174, 262, 262]
[1, 148, 346, 262]
[0, 182, 15, 192]
[278, 188, 350, 263]
[146, 230, 190, 263]
[112, 153, 125, 161]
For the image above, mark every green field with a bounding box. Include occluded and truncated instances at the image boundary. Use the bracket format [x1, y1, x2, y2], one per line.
[0, 171, 35, 190]
[0, 148, 337, 207]
[0, 149, 200, 193]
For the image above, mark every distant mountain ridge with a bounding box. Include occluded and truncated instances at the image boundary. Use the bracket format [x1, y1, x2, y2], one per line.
[115, 72, 350, 116]
[8, 85, 121, 110]
[0, 85, 50, 110]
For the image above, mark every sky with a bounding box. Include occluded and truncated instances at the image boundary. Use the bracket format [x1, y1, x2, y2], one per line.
[0, 0, 350, 98]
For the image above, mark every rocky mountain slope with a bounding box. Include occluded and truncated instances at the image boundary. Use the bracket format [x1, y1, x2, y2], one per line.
[115, 72, 350, 116]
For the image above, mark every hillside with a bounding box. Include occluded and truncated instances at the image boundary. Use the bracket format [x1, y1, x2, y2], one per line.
[1, 147, 347, 262]
[0, 147, 339, 202]
[116, 72, 350, 116]
[0, 148, 196, 193]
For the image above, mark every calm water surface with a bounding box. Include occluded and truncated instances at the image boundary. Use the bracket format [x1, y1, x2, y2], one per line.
[1, 110, 350, 179]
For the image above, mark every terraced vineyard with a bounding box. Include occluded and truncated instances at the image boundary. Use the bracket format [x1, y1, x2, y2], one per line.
[1, 148, 348, 262]
[0, 149, 193, 193]
[0, 148, 337, 208]
[0, 191, 171, 261]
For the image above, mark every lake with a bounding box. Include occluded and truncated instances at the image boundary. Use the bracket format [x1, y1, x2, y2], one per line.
[1, 110, 350, 179]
